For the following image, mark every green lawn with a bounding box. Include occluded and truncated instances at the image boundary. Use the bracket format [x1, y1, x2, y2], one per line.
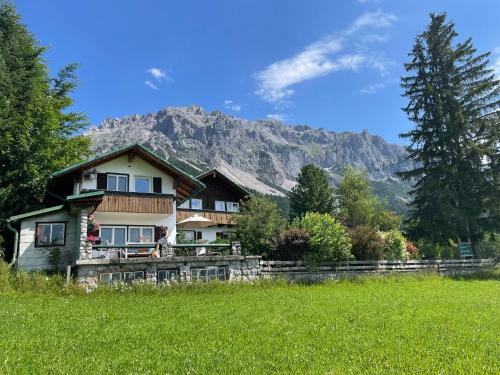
[0, 274, 499, 374]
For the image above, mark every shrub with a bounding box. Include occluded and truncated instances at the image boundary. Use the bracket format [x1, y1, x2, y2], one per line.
[478, 232, 500, 259]
[269, 228, 310, 260]
[405, 240, 419, 259]
[349, 226, 384, 261]
[293, 212, 352, 263]
[417, 240, 459, 259]
[381, 230, 408, 260]
[234, 196, 287, 257]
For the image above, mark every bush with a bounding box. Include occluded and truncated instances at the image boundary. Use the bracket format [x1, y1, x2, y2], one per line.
[478, 232, 500, 259]
[269, 228, 310, 260]
[381, 230, 408, 260]
[405, 241, 419, 259]
[349, 226, 384, 261]
[417, 240, 459, 260]
[234, 197, 287, 257]
[293, 212, 352, 263]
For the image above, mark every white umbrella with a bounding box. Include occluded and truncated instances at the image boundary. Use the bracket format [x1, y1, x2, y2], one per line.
[177, 214, 214, 242]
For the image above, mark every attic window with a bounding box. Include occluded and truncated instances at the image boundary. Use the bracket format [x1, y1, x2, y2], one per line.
[107, 174, 128, 192]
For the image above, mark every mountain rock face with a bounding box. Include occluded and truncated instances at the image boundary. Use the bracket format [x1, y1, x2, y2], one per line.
[87, 105, 413, 210]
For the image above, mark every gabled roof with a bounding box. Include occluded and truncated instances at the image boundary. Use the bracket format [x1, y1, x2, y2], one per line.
[196, 168, 250, 196]
[9, 205, 66, 221]
[50, 143, 204, 202]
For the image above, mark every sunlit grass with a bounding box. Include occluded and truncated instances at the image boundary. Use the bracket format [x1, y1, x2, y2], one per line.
[0, 272, 499, 374]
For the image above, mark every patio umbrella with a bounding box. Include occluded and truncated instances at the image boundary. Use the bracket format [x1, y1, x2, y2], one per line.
[177, 214, 214, 242]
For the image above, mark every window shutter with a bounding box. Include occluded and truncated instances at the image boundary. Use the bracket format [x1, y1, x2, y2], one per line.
[96, 173, 107, 190]
[154, 226, 162, 242]
[153, 177, 162, 193]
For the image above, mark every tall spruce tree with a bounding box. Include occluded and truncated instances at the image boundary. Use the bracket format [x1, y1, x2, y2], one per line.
[288, 164, 336, 221]
[399, 13, 500, 252]
[0, 3, 90, 246]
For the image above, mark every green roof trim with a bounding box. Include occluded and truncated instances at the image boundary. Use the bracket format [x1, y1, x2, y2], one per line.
[66, 191, 105, 201]
[9, 205, 66, 221]
[50, 143, 202, 187]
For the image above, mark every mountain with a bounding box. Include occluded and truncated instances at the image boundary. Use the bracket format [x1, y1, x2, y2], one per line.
[86, 105, 413, 213]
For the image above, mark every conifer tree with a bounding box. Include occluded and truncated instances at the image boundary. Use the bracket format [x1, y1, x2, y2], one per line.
[399, 13, 500, 252]
[288, 164, 336, 221]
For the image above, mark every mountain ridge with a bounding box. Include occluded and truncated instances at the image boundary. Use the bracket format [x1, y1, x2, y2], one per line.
[86, 105, 413, 212]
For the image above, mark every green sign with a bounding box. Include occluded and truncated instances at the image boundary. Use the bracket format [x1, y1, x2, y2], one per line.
[459, 242, 473, 257]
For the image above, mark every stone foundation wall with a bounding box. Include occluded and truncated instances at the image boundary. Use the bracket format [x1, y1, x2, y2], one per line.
[76, 255, 261, 289]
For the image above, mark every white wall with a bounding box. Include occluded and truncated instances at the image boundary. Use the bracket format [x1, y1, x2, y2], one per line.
[179, 225, 235, 243]
[79, 155, 176, 195]
[18, 210, 77, 271]
[93, 210, 177, 244]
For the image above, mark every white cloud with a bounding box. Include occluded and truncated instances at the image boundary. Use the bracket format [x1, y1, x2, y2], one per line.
[144, 80, 158, 90]
[223, 100, 243, 112]
[360, 82, 386, 94]
[254, 10, 397, 104]
[147, 67, 169, 81]
[357, 0, 381, 4]
[266, 113, 287, 121]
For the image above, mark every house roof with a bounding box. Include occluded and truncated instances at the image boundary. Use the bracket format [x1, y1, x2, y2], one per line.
[50, 143, 204, 202]
[9, 205, 66, 221]
[196, 168, 250, 196]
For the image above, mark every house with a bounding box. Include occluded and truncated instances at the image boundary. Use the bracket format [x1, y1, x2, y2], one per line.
[6, 143, 259, 285]
[177, 169, 249, 242]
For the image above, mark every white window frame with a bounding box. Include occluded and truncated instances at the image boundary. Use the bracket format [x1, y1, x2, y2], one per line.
[190, 198, 203, 210]
[134, 176, 152, 193]
[107, 174, 128, 192]
[226, 202, 239, 213]
[215, 200, 226, 211]
[35, 222, 66, 247]
[178, 200, 189, 209]
[99, 272, 122, 284]
[100, 226, 127, 245]
[123, 271, 145, 283]
[157, 269, 179, 283]
[127, 226, 155, 244]
[191, 266, 226, 282]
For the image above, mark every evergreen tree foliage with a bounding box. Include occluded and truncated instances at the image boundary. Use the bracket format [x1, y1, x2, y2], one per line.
[288, 164, 335, 221]
[399, 13, 500, 252]
[0, 2, 91, 223]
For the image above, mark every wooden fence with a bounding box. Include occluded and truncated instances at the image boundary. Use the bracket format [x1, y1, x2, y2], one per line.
[260, 259, 497, 281]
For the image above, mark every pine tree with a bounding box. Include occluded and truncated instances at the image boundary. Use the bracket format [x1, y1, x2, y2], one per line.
[399, 13, 500, 253]
[0, 3, 90, 231]
[288, 164, 336, 221]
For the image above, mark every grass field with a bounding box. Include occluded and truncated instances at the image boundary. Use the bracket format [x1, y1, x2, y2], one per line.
[0, 273, 499, 374]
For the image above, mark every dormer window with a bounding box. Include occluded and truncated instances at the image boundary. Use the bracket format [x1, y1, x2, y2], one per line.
[107, 174, 128, 192]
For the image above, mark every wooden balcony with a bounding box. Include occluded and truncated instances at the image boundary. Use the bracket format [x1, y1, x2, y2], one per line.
[96, 192, 173, 214]
[176, 209, 236, 225]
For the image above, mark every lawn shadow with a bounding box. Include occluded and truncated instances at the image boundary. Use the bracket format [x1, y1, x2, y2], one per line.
[447, 267, 500, 282]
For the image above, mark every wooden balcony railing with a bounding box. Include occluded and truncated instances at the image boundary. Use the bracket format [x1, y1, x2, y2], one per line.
[176, 209, 237, 225]
[96, 192, 173, 214]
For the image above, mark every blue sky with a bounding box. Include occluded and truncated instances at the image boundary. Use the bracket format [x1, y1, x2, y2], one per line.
[14, 0, 500, 144]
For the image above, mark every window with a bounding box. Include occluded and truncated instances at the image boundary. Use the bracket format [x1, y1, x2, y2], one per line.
[157, 269, 179, 283]
[226, 202, 239, 213]
[36, 223, 65, 247]
[134, 177, 151, 193]
[215, 201, 226, 211]
[100, 226, 126, 245]
[178, 200, 189, 209]
[128, 226, 154, 243]
[191, 267, 226, 282]
[216, 231, 233, 240]
[123, 271, 145, 283]
[107, 174, 128, 192]
[190, 198, 203, 210]
[99, 272, 122, 284]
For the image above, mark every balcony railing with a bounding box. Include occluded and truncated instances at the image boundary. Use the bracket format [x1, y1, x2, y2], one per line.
[91, 243, 234, 259]
[96, 192, 173, 214]
[176, 208, 236, 225]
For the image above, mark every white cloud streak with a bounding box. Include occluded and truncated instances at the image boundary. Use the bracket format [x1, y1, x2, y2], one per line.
[223, 100, 242, 111]
[266, 113, 287, 121]
[360, 82, 386, 94]
[147, 67, 169, 81]
[144, 80, 158, 90]
[254, 10, 397, 104]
